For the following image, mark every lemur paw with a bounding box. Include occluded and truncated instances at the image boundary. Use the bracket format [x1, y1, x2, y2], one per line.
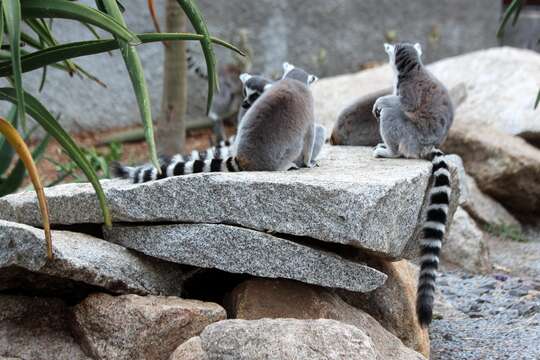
[373, 146, 396, 158]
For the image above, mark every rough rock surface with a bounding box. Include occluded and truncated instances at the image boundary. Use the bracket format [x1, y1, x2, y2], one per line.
[443, 122, 540, 218]
[429, 47, 540, 143]
[226, 279, 426, 359]
[0, 295, 89, 360]
[169, 337, 207, 360]
[443, 207, 491, 274]
[0, 146, 435, 259]
[462, 174, 521, 228]
[105, 223, 386, 292]
[72, 293, 226, 360]
[338, 260, 430, 357]
[173, 319, 381, 360]
[0, 220, 184, 295]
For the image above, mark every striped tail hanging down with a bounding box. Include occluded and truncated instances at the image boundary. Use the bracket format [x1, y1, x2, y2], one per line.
[416, 148, 452, 327]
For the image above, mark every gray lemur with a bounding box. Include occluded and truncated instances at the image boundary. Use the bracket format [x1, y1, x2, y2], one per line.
[372, 42, 454, 327]
[113, 63, 323, 183]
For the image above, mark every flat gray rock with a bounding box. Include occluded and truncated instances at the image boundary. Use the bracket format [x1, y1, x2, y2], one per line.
[0, 220, 184, 295]
[0, 146, 433, 258]
[104, 223, 387, 292]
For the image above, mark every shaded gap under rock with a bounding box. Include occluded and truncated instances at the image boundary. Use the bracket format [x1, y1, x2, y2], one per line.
[0, 266, 111, 305]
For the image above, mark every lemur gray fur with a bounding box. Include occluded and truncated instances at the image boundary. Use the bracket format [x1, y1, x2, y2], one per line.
[113, 63, 322, 183]
[371, 42, 454, 327]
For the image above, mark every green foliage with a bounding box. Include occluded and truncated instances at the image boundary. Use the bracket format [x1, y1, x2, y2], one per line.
[0, 105, 50, 197]
[48, 142, 123, 186]
[485, 223, 528, 243]
[0, 1, 242, 227]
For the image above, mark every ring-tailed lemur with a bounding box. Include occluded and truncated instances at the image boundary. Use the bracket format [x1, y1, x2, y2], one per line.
[113, 63, 321, 183]
[372, 42, 454, 327]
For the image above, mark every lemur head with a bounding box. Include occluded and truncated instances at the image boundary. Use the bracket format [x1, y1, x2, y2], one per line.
[239, 73, 273, 109]
[281, 62, 318, 86]
[384, 42, 423, 73]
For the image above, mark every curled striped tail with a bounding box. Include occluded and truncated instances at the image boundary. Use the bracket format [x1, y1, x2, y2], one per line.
[416, 148, 452, 327]
[112, 156, 242, 184]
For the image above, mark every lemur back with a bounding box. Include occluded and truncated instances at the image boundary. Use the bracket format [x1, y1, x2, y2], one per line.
[113, 64, 320, 182]
[372, 42, 454, 327]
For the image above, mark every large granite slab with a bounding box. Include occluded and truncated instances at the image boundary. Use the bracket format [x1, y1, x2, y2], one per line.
[0, 146, 433, 258]
[0, 220, 184, 295]
[104, 223, 386, 293]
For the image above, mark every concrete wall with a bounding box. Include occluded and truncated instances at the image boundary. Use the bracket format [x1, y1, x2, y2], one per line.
[8, 0, 501, 133]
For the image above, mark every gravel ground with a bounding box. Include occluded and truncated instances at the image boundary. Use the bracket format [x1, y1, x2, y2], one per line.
[431, 234, 540, 360]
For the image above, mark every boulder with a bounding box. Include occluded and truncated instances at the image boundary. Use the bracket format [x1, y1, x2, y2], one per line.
[462, 174, 521, 228]
[104, 223, 386, 292]
[169, 337, 207, 360]
[0, 295, 89, 360]
[338, 260, 430, 357]
[0, 220, 184, 296]
[71, 293, 226, 360]
[172, 319, 385, 360]
[0, 146, 439, 259]
[429, 47, 540, 143]
[226, 279, 426, 359]
[443, 207, 491, 274]
[320, 47, 540, 146]
[442, 122, 540, 219]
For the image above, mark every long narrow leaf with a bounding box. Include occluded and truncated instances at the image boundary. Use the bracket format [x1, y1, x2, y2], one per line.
[0, 33, 243, 77]
[0, 117, 52, 259]
[0, 88, 112, 227]
[0, 133, 50, 197]
[101, 0, 159, 170]
[21, 0, 140, 45]
[0, 5, 4, 53]
[497, 0, 523, 38]
[176, 0, 218, 113]
[2, 0, 26, 130]
[535, 90, 540, 110]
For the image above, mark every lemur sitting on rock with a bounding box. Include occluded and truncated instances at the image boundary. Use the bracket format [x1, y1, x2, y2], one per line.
[113, 64, 324, 183]
[372, 42, 454, 327]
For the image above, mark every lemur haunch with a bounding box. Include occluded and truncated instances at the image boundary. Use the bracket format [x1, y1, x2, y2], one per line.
[372, 42, 454, 327]
[114, 64, 321, 182]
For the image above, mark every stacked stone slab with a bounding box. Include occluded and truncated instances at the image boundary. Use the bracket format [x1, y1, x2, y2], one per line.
[0, 145, 460, 295]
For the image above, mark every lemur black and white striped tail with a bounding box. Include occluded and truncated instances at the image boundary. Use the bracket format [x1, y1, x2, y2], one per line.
[416, 148, 452, 327]
[112, 155, 242, 184]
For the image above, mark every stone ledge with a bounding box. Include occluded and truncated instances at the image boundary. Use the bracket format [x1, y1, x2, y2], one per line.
[104, 223, 387, 293]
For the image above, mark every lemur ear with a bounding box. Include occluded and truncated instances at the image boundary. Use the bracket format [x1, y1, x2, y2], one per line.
[282, 62, 295, 77]
[308, 75, 319, 85]
[264, 84, 273, 91]
[384, 43, 394, 53]
[414, 43, 423, 57]
[239, 73, 252, 84]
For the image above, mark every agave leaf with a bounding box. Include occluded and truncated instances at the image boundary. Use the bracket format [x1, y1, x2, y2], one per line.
[497, 0, 523, 38]
[0, 87, 112, 227]
[2, 0, 26, 130]
[21, 0, 140, 45]
[101, 0, 159, 170]
[0, 116, 52, 259]
[0, 133, 50, 197]
[175, 0, 219, 113]
[0, 105, 18, 174]
[0, 33, 244, 77]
